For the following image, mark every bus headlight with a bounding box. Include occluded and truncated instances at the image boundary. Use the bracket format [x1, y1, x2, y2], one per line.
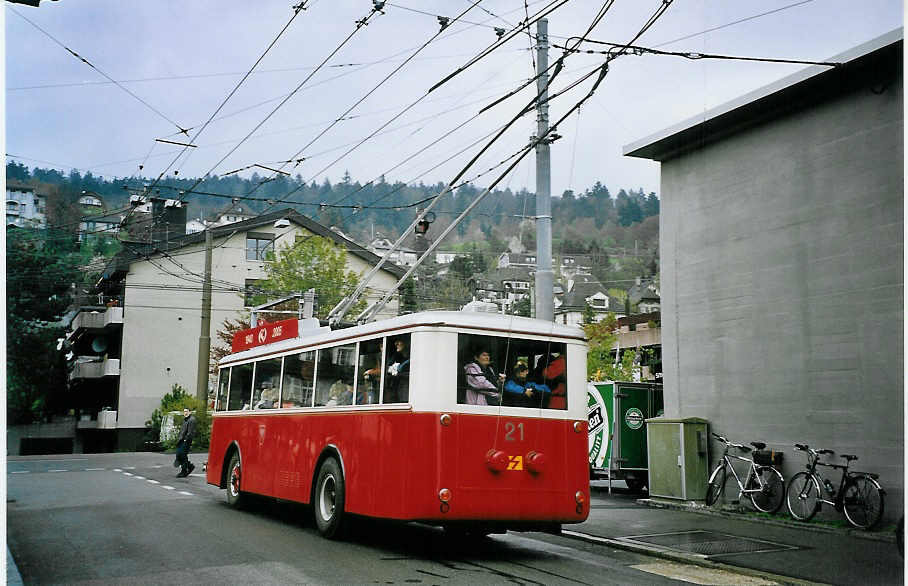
[573, 421, 586, 433]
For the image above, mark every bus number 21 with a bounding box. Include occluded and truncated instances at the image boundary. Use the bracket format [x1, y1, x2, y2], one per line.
[504, 422, 524, 442]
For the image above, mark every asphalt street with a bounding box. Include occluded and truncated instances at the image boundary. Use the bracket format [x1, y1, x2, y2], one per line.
[5, 452, 768, 585]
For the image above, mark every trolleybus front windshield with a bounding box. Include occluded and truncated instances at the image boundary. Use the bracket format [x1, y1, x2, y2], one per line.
[457, 333, 567, 409]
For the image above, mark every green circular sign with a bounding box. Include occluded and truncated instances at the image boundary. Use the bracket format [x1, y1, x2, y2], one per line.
[625, 407, 644, 430]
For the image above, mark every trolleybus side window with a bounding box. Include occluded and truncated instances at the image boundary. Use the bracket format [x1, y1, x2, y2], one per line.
[357, 338, 383, 405]
[315, 343, 356, 407]
[228, 362, 254, 410]
[281, 350, 315, 408]
[383, 334, 410, 404]
[252, 357, 282, 409]
[457, 333, 567, 409]
[215, 367, 230, 412]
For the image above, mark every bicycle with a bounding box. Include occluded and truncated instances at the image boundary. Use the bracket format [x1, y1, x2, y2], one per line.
[705, 433, 785, 513]
[786, 444, 884, 529]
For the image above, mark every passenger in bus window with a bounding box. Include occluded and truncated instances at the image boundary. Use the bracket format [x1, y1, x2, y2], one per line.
[504, 362, 550, 407]
[327, 379, 353, 406]
[542, 353, 567, 409]
[464, 349, 504, 405]
[385, 338, 410, 403]
[254, 382, 277, 409]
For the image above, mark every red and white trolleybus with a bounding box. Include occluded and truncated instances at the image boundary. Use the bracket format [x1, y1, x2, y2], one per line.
[206, 310, 590, 538]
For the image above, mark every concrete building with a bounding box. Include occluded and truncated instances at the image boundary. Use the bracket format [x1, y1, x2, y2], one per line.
[6, 184, 46, 228]
[625, 31, 903, 517]
[68, 208, 404, 451]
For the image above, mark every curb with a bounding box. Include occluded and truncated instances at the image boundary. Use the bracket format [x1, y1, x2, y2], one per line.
[635, 497, 896, 544]
[560, 529, 825, 586]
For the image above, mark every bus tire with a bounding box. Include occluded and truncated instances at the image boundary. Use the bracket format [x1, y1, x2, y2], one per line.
[226, 453, 245, 509]
[314, 457, 346, 539]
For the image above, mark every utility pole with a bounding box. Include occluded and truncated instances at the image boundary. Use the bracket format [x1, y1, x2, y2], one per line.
[195, 228, 212, 417]
[534, 18, 554, 322]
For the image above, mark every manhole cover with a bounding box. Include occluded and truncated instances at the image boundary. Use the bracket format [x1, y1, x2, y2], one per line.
[619, 530, 799, 558]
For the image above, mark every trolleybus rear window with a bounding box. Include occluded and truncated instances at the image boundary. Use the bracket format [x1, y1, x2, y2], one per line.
[457, 333, 567, 409]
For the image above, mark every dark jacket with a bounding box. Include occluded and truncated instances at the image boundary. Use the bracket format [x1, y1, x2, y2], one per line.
[178, 414, 197, 445]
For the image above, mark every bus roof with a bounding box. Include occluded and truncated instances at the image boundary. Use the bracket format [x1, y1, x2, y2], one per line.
[220, 310, 586, 365]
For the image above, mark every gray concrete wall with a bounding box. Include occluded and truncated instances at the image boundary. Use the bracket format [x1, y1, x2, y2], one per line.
[659, 69, 903, 519]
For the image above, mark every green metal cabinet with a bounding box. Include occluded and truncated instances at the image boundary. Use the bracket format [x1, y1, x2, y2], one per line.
[645, 417, 709, 500]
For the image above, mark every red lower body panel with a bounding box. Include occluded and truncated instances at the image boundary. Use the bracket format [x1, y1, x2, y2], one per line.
[207, 411, 589, 526]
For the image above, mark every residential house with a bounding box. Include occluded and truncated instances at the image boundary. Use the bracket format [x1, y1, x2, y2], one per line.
[624, 31, 903, 516]
[627, 277, 660, 314]
[554, 279, 625, 326]
[67, 208, 405, 451]
[76, 191, 120, 242]
[6, 183, 47, 228]
[470, 267, 534, 313]
[208, 199, 255, 227]
[366, 235, 419, 267]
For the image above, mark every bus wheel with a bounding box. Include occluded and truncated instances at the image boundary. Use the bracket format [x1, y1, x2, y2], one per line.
[226, 453, 245, 509]
[314, 457, 346, 539]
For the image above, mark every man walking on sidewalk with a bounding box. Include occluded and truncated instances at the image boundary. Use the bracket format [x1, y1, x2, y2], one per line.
[175, 408, 197, 478]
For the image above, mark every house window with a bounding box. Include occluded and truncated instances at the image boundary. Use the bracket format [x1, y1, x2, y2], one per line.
[246, 232, 275, 261]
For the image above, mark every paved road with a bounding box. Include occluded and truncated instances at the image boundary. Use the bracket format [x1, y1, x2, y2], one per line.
[7, 452, 767, 585]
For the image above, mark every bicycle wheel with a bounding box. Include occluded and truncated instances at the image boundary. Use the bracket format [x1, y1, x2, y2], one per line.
[749, 466, 785, 514]
[786, 472, 819, 521]
[705, 463, 726, 506]
[842, 476, 884, 530]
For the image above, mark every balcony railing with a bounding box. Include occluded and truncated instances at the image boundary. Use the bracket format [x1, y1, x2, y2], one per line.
[70, 358, 120, 380]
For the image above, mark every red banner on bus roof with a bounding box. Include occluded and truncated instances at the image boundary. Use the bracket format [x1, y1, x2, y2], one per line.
[231, 318, 299, 353]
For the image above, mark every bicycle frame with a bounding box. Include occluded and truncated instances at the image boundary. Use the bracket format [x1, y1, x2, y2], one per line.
[713, 449, 768, 498]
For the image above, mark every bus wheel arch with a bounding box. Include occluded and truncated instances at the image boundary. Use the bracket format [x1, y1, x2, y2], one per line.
[312, 446, 347, 539]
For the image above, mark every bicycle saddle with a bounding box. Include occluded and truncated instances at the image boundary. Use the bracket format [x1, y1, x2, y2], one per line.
[840, 454, 858, 461]
[750, 441, 766, 450]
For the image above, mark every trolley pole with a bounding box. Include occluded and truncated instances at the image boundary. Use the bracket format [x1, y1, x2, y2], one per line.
[195, 228, 212, 416]
[534, 18, 554, 322]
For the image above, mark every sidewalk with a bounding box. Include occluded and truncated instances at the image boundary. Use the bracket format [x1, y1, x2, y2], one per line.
[568, 482, 902, 585]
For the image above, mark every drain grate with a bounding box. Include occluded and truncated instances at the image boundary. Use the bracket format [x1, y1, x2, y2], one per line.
[619, 530, 800, 558]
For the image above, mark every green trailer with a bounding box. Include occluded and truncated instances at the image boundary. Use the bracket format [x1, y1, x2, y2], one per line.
[587, 381, 663, 492]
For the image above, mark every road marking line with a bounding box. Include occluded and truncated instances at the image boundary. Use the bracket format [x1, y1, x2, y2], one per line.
[147, 479, 160, 484]
[85, 468, 106, 471]
[122, 467, 135, 470]
[178, 491, 193, 496]
[152, 465, 163, 468]
[113, 468, 122, 472]
[631, 562, 777, 585]
[189, 473, 204, 477]
[123, 472, 133, 476]
[48, 469, 67, 473]
[10, 471, 29, 474]
[162, 486, 175, 490]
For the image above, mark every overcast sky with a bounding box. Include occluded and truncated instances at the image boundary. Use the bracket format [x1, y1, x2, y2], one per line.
[4, 1, 903, 202]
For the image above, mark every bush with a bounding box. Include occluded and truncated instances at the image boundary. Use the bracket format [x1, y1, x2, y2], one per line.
[145, 383, 211, 450]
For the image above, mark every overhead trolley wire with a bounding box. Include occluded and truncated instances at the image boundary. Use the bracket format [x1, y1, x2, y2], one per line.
[177, 3, 388, 204]
[246, 0, 492, 199]
[356, 0, 677, 322]
[554, 40, 842, 68]
[146, 2, 312, 193]
[7, 7, 190, 136]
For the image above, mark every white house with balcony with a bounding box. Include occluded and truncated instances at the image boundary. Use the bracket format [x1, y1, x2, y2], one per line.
[90, 208, 405, 450]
